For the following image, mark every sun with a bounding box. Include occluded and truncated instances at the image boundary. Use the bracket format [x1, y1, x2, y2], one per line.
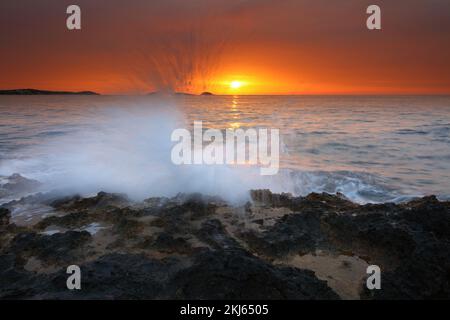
[230, 81, 243, 89]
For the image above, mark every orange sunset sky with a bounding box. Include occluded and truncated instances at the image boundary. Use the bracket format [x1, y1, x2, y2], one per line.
[1, 0, 450, 95]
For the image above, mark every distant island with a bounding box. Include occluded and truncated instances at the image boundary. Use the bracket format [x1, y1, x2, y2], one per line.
[200, 91, 214, 96]
[0, 89, 99, 95]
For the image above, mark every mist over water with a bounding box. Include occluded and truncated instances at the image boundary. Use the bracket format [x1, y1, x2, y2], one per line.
[0, 97, 254, 202]
[0, 96, 285, 203]
[1, 95, 450, 204]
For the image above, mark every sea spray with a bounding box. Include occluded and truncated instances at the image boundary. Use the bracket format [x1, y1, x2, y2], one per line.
[0, 96, 432, 204]
[0, 99, 282, 203]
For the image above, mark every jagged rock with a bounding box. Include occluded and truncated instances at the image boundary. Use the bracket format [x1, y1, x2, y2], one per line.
[0, 208, 11, 225]
[301, 192, 358, 211]
[177, 193, 221, 219]
[0, 253, 180, 299]
[0, 253, 51, 299]
[250, 189, 295, 208]
[36, 211, 91, 230]
[398, 195, 450, 241]
[1, 190, 449, 300]
[1, 192, 60, 210]
[7, 231, 91, 266]
[50, 191, 129, 211]
[145, 195, 216, 234]
[196, 219, 241, 250]
[241, 212, 326, 257]
[322, 211, 417, 266]
[170, 249, 340, 299]
[362, 241, 450, 299]
[113, 218, 145, 239]
[152, 232, 195, 254]
[250, 190, 356, 212]
[47, 253, 181, 299]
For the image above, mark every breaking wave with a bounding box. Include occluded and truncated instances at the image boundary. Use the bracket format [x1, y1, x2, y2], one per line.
[0, 102, 409, 204]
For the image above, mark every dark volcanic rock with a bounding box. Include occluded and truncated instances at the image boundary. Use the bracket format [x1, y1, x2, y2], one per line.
[241, 212, 326, 258]
[399, 195, 450, 241]
[196, 219, 241, 250]
[8, 231, 91, 266]
[152, 232, 195, 254]
[0, 253, 51, 299]
[250, 189, 296, 208]
[1, 191, 61, 211]
[170, 249, 340, 299]
[176, 193, 220, 220]
[362, 241, 450, 300]
[0, 208, 11, 226]
[321, 196, 450, 299]
[244, 192, 450, 299]
[48, 253, 181, 299]
[1, 249, 339, 299]
[145, 193, 220, 235]
[36, 211, 91, 229]
[1, 188, 450, 300]
[322, 211, 417, 266]
[0, 253, 179, 299]
[113, 218, 145, 239]
[250, 190, 356, 212]
[50, 191, 129, 211]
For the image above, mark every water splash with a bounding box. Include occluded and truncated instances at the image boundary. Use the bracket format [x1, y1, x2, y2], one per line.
[131, 16, 235, 94]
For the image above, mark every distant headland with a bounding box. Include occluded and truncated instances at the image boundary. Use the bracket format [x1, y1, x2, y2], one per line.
[0, 89, 99, 95]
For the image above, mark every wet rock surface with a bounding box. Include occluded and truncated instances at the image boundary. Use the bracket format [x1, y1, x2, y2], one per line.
[170, 248, 339, 300]
[7, 231, 92, 266]
[0, 174, 41, 200]
[0, 208, 10, 226]
[0, 189, 449, 299]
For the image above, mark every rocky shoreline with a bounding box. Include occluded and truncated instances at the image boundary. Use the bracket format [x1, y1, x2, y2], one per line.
[1, 174, 450, 299]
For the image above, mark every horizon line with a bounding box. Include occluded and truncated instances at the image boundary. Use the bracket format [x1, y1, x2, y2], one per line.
[1, 88, 450, 97]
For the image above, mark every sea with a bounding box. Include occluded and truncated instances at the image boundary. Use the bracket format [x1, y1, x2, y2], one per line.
[1, 94, 450, 204]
